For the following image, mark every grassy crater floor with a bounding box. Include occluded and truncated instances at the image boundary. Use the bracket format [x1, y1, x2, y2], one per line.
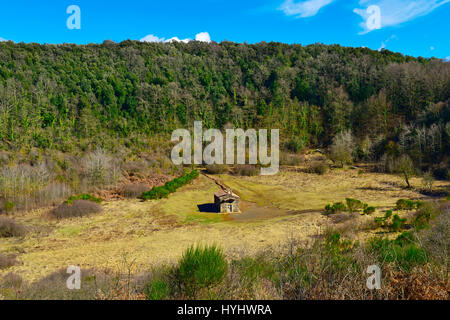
[1, 168, 448, 283]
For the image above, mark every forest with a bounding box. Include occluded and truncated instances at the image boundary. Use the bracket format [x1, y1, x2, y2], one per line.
[0, 40, 448, 175]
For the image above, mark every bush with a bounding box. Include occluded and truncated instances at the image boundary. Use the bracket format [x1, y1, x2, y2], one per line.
[144, 279, 170, 300]
[363, 205, 376, 215]
[2, 201, 14, 213]
[307, 162, 329, 175]
[422, 171, 434, 192]
[375, 210, 393, 228]
[412, 202, 440, 230]
[205, 164, 228, 175]
[141, 170, 199, 201]
[324, 202, 346, 215]
[390, 214, 407, 232]
[66, 194, 102, 205]
[235, 165, 259, 176]
[120, 183, 150, 198]
[369, 237, 428, 271]
[176, 244, 228, 297]
[329, 130, 355, 168]
[396, 199, 416, 211]
[0, 217, 26, 237]
[346, 198, 364, 213]
[50, 200, 103, 219]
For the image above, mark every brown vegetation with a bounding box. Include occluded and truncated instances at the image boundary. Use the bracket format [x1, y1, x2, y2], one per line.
[50, 200, 103, 220]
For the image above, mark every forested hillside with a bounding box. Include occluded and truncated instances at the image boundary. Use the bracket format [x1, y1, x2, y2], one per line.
[0, 40, 449, 167]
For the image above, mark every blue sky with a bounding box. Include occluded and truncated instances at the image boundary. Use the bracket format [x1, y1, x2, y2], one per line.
[0, 0, 448, 59]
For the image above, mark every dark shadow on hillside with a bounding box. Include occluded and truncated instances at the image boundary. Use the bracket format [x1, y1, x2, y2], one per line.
[197, 203, 218, 213]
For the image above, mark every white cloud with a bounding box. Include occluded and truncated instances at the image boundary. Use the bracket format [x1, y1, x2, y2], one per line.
[140, 32, 211, 44]
[279, 0, 335, 18]
[140, 34, 164, 43]
[195, 32, 211, 43]
[430, 46, 435, 51]
[354, 0, 450, 33]
[0, 37, 7, 42]
[165, 37, 191, 43]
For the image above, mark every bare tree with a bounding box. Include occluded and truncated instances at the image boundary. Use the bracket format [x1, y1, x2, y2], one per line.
[394, 154, 415, 188]
[329, 130, 355, 168]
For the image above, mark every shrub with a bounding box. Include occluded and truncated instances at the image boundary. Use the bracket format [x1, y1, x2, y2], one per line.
[374, 210, 393, 228]
[329, 130, 355, 168]
[412, 202, 440, 230]
[307, 162, 329, 175]
[324, 202, 346, 215]
[346, 198, 364, 213]
[50, 200, 103, 219]
[396, 199, 416, 211]
[141, 186, 170, 200]
[390, 214, 407, 232]
[363, 205, 376, 215]
[144, 279, 170, 300]
[120, 183, 150, 198]
[369, 237, 428, 271]
[66, 194, 102, 205]
[235, 165, 258, 176]
[422, 171, 434, 192]
[0, 217, 26, 237]
[141, 170, 199, 201]
[280, 153, 304, 166]
[205, 164, 228, 175]
[4, 201, 14, 213]
[176, 244, 228, 297]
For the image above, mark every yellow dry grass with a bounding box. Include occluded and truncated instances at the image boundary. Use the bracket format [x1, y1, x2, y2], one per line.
[1, 169, 447, 283]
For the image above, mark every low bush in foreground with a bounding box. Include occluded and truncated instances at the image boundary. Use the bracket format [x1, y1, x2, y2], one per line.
[50, 199, 103, 219]
[0, 217, 26, 238]
[176, 244, 228, 298]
